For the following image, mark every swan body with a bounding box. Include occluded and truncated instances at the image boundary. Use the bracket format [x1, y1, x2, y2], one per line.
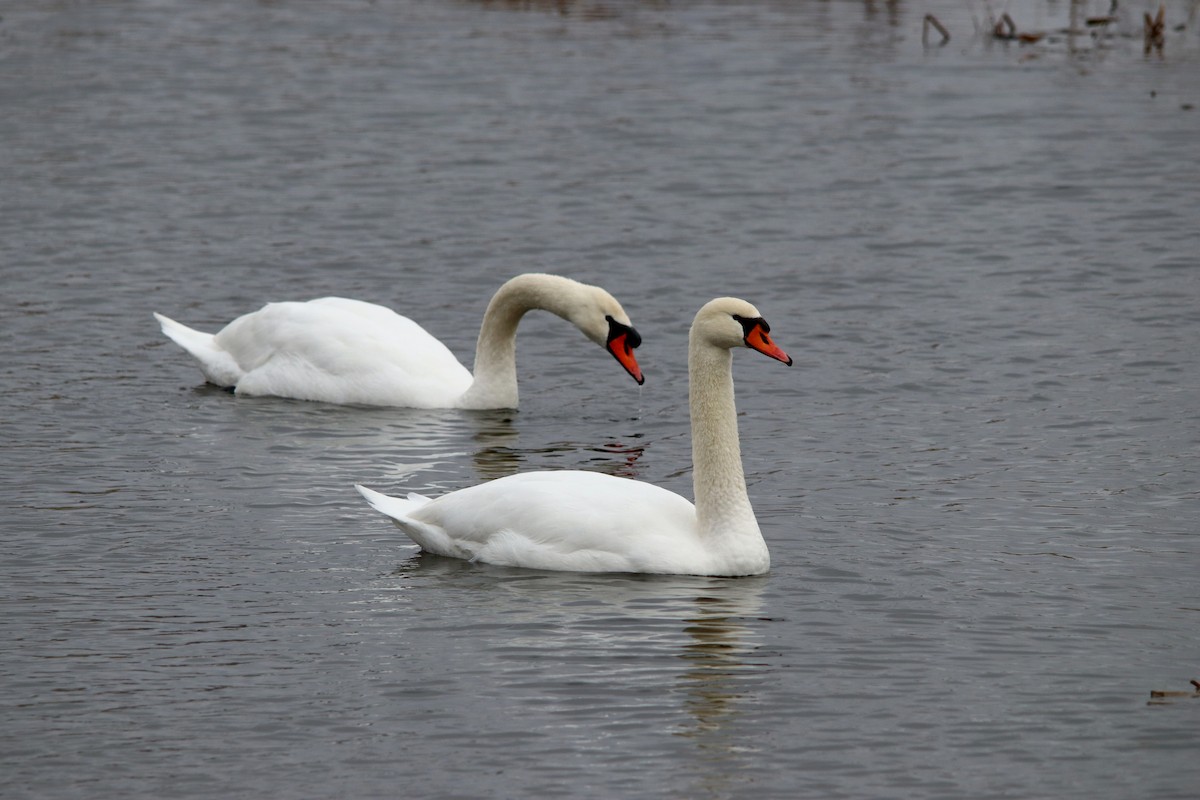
[357, 297, 792, 576]
[154, 274, 643, 408]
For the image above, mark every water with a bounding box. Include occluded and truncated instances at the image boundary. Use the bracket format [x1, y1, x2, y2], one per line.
[3, 0, 1199, 797]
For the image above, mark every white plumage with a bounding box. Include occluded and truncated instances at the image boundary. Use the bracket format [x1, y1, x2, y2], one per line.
[154, 274, 643, 408]
[357, 297, 793, 576]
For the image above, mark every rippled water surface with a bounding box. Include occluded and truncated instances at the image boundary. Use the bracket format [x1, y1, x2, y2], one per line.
[3, 1, 1199, 798]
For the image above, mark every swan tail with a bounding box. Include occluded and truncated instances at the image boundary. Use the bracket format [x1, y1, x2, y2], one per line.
[153, 312, 243, 388]
[355, 484, 430, 519]
[355, 485, 464, 556]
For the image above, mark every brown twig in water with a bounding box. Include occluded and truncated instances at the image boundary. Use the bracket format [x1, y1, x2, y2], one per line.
[1147, 679, 1200, 704]
[1087, 0, 1120, 26]
[1144, 4, 1166, 54]
[993, 12, 1018, 39]
[991, 12, 1044, 43]
[923, 13, 951, 46]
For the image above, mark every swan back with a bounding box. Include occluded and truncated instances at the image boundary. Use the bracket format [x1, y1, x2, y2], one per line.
[221, 298, 472, 406]
[358, 473, 706, 573]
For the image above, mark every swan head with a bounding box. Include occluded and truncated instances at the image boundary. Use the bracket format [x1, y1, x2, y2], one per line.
[566, 285, 645, 385]
[693, 297, 792, 365]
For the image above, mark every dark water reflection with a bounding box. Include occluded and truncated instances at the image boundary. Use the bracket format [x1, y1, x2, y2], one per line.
[376, 561, 771, 797]
[2, 0, 1199, 798]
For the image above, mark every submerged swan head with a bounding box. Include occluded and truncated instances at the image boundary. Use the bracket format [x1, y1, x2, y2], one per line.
[691, 297, 792, 364]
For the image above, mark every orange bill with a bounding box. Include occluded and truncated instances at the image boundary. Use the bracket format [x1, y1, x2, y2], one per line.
[606, 317, 645, 385]
[741, 318, 792, 365]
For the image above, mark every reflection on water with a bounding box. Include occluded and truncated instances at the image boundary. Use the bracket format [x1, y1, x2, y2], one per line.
[677, 587, 765, 736]
[169, 394, 479, 484]
[471, 0, 1200, 63]
[471, 437, 647, 480]
[170, 397, 649, 503]
[587, 438, 647, 478]
[382, 557, 769, 792]
[469, 0, 659, 18]
[675, 580, 768, 798]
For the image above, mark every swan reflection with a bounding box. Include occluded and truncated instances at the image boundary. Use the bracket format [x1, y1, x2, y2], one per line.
[471, 437, 646, 481]
[183, 397, 642, 502]
[174, 395, 479, 483]
[677, 586, 766, 738]
[377, 561, 767, 781]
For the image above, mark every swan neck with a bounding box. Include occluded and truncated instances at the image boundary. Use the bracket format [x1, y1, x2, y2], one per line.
[460, 275, 574, 409]
[688, 337, 757, 540]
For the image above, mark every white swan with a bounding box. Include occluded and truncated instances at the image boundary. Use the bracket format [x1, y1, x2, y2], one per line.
[153, 273, 644, 408]
[356, 297, 792, 576]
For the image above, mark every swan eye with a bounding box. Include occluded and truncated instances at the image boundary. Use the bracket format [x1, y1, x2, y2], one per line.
[732, 314, 769, 337]
[606, 316, 642, 349]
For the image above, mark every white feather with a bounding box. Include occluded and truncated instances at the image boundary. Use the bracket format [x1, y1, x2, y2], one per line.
[356, 297, 792, 577]
[154, 274, 640, 408]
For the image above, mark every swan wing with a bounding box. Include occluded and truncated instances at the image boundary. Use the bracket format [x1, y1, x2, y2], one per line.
[358, 471, 702, 574]
[211, 298, 472, 406]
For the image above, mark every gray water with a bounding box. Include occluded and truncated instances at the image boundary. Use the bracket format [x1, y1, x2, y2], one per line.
[3, 0, 1199, 797]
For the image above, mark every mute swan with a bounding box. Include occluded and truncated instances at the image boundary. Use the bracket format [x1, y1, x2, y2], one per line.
[356, 297, 792, 576]
[153, 273, 644, 408]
